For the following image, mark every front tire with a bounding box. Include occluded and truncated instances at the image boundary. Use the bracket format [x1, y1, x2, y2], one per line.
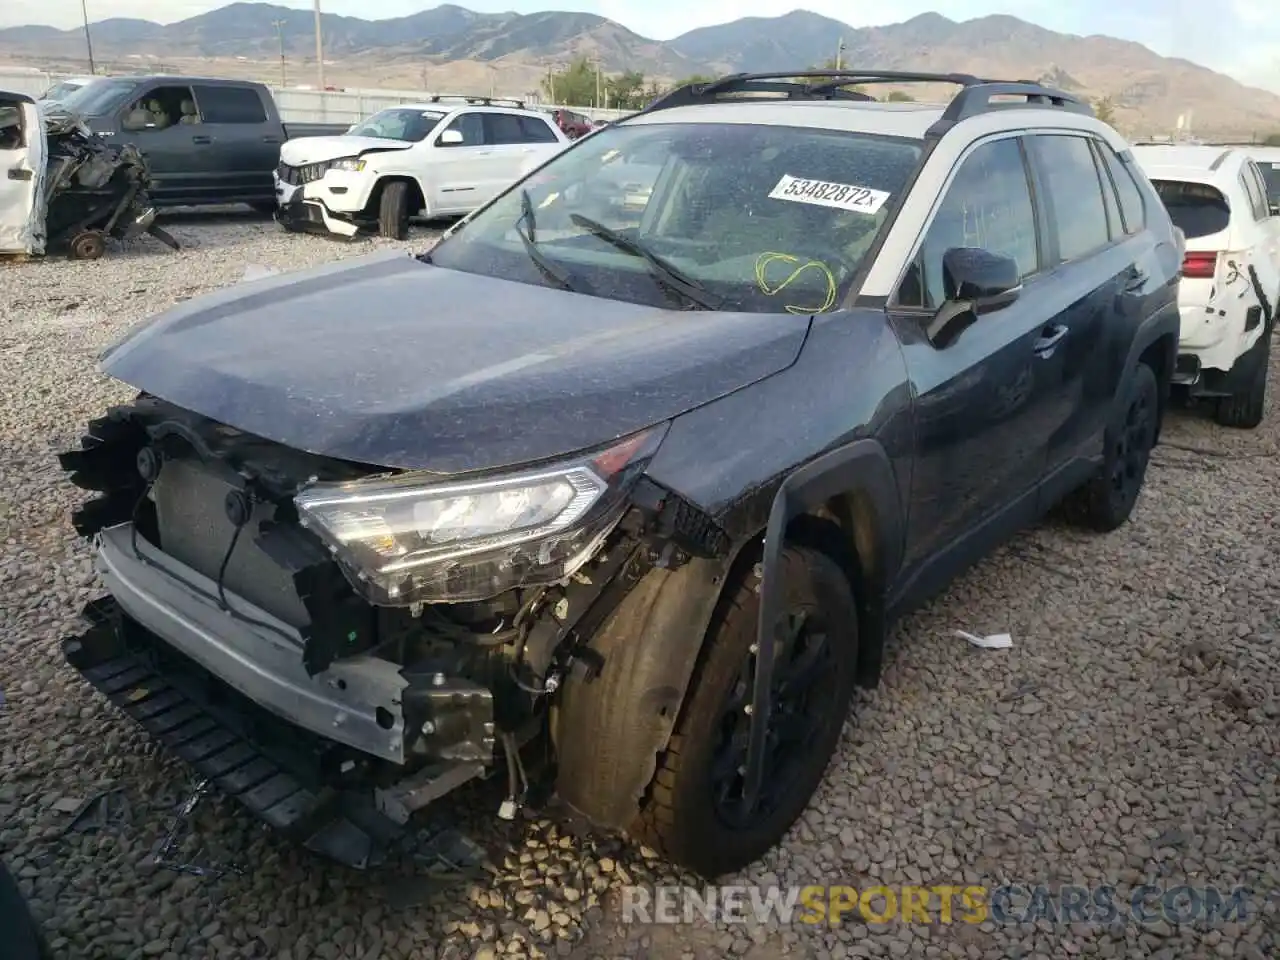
[630, 545, 859, 878]
[1062, 360, 1160, 532]
[1214, 327, 1270, 429]
[378, 181, 411, 240]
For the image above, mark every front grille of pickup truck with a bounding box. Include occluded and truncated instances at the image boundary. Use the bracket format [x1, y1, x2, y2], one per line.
[152, 459, 310, 628]
[277, 161, 328, 186]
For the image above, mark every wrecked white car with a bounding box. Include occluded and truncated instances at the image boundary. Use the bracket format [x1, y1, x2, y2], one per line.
[0, 90, 178, 260]
[1133, 144, 1280, 428]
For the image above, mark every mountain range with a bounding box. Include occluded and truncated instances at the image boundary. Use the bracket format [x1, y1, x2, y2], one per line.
[3, 3, 1280, 137]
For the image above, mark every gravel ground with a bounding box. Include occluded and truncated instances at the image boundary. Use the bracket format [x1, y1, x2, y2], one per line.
[1, 210, 1277, 960]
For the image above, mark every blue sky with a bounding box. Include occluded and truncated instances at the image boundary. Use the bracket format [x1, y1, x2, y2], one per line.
[5, 0, 1280, 92]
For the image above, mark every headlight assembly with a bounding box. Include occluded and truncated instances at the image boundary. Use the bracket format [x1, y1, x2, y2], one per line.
[329, 156, 366, 172]
[293, 425, 667, 605]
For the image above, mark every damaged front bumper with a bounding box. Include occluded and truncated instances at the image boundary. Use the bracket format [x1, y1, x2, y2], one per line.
[62, 521, 498, 868]
[92, 522, 411, 763]
[274, 178, 361, 238]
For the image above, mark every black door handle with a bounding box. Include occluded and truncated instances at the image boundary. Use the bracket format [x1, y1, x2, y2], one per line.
[6, 168, 32, 181]
[192, 135, 212, 145]
[1033, 324, 1069, 355]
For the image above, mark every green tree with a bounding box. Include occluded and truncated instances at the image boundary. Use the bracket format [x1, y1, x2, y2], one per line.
[1092, 96, 1118, 126]
[542, 57, 598, 107]
[606, 70, 648, 111]
[1263, 131, 1280, 146]
[885, 90, 915, 102]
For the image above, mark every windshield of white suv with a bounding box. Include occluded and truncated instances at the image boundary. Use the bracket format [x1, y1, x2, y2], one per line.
[427, 121, 922, 313]
[347, 108, 446, 142]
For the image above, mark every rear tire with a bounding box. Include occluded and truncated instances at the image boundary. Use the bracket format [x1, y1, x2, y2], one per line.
[1214, 328, 1270, 429]
[1062, 360, 1160, 532]
[378, 181, 411, 240]
[630, 545, 859, 879]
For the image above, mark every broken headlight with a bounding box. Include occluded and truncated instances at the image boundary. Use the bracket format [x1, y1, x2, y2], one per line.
[293, 425, 667, 605]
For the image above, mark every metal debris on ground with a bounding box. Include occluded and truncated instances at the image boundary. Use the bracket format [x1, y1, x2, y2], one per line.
[152, 779, 246, 879]
[955, 629, 1014, 650]
[407, 825, 489, 880]
[62, 787, 133, 835]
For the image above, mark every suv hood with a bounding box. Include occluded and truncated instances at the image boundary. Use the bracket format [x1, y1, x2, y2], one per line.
[280, 135, 412, 165]
[100, 250, 809, 474]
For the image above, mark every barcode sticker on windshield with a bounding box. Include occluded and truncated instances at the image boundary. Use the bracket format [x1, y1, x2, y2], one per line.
[768, 174, 890, 214]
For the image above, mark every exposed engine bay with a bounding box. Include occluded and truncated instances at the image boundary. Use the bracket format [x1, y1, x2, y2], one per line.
[58, 394, 725, 866]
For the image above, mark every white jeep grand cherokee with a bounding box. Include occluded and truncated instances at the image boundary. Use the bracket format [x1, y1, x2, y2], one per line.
[274, 96, 570, 240]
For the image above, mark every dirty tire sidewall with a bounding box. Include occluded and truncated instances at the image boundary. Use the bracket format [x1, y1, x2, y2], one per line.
[631, 545, 859, 879]
[379, 181, 410, 241]
[1063, 360, 1159, 533]
[1215, 327, 1270, 429]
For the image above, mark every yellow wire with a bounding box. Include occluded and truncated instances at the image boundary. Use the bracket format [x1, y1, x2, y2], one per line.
[754, 252, 837, 315]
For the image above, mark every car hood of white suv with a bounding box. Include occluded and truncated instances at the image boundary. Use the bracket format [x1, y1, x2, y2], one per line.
[280, 135, 413, 166]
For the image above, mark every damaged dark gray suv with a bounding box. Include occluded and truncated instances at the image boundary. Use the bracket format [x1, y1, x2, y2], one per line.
[58, 72, 1183, 879]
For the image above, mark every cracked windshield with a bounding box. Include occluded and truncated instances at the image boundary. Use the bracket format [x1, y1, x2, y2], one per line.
[428, 123, 921, 312]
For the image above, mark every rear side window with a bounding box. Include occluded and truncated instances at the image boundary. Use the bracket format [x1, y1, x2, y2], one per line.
[1150, 180, 1230, 239]
[484, 113, 548, 145]
[517, 115, 558, 143]
[1260, 162, 1280, 205]
[1239, 167, 1268, 221]
[1028, 134, 1110, 261]
[1097, 146, 1145, 234]
[193, 85, 267, 124]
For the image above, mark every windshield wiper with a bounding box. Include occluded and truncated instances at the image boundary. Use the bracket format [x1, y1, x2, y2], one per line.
[516, 189, 576, 292]
[568, 213, 720, 310]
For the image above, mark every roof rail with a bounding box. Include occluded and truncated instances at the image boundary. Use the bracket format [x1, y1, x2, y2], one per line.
[636, 69, 1093, 135]
[426, 93, 526, 109]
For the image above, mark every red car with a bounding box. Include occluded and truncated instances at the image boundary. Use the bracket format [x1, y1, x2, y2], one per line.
[549, 108, 594, 139]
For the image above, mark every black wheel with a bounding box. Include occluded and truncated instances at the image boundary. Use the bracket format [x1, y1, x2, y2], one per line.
[378, 181, 411, 240]
[68, 230, 106, 260]
[1214, 328, 1270, 429]
[631, 545, 859, 878]
[1062, 360, 1160, 532]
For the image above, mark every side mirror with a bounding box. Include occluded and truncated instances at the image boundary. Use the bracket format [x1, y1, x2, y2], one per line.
[437, 129, 464, 146]
[925, 247, 1021, 348]
[1270, 203, 1279, 217]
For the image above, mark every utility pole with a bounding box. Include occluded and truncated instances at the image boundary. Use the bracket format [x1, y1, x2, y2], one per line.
[81, 0, 96, 75]
[313, 0, 325, 90]
[272, 19, 287, 87]
[835, 37, 844, 70]
[594, 58, 602, 110]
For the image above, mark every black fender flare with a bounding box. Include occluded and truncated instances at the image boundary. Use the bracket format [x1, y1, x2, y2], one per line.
[755, 437, 904, 691]
[1116, 305, 1179, 437]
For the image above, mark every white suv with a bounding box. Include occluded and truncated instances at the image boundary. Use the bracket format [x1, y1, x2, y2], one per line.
[274, 96, 570, 239]
[1133, 144, 1279, 427]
